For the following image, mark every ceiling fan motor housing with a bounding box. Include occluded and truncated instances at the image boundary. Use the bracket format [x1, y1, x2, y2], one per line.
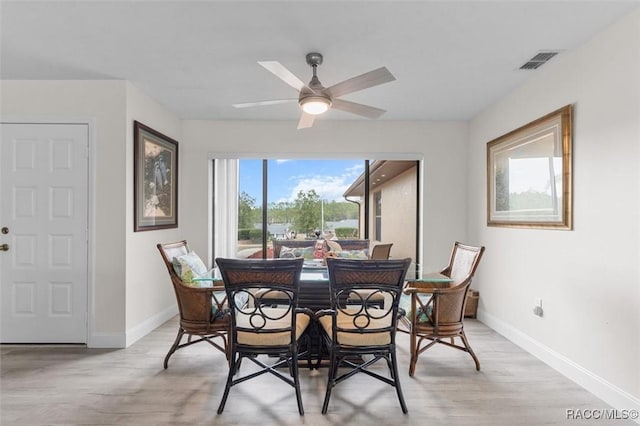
[298, 91, 332, 113]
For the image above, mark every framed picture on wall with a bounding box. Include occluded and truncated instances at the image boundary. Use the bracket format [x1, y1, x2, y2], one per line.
[133, 121, 178, 231]
[486, 105, 573, 230]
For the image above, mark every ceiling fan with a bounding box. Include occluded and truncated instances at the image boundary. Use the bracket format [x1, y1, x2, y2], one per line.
[233, 53, 396, 129]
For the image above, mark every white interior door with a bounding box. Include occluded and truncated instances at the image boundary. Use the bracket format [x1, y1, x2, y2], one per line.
[1, 123, 88, 343]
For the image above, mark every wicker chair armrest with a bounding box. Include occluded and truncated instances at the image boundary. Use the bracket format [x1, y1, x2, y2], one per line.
[404, 282, 449, 293]
[434, 282, 468, 295]
[176, 282, 228, 307]
[177, 280, 223, 293]
[431, 287, 457, 295]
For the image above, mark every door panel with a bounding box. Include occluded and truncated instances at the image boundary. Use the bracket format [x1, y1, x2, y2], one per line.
[1, 123, 88, 343]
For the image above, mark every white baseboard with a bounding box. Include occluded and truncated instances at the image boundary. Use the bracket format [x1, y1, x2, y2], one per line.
[87, 305, 177, 349]
[478, 309, 640, 424]
[125, 304, 178, 347]
[87, 331, 126, 348]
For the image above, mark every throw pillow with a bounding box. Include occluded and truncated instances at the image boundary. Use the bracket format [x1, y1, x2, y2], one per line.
[279, 246, 315, 259]
[279, 246, 298, 258]
[337, 249, 369, 260]
[172, 251, 208, 283]
[301, 246, 315, 259]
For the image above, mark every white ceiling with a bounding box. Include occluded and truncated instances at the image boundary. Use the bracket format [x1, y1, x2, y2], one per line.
[2, 1, 638, 122]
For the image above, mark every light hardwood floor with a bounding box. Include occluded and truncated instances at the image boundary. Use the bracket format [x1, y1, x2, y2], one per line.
[1, 317, 631, 425]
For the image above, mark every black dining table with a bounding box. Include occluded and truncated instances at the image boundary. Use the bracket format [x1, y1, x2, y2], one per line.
[298, 261, 331, 311]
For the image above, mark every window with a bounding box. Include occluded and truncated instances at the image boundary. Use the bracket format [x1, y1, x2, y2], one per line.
[212, 158, 420, 262]
[374, 191, 382, 240]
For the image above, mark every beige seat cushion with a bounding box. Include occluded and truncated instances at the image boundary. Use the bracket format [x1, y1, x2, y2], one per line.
[318, 308, 392, 346]
[235, 307, 310, 346]
[254, 288, 290, 302]
[350, 289, 386, 302]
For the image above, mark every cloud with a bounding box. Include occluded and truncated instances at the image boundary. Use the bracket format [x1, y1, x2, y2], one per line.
[345, 163, 364, 177]
[286, 173, 357, 202]
[256, 159, 366, 203]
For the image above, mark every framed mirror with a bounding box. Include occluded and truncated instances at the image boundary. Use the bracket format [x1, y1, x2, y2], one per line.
[487, 105, 573, 229]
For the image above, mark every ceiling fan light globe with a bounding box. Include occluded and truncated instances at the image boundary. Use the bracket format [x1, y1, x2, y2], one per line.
[300, 97, 331, 115]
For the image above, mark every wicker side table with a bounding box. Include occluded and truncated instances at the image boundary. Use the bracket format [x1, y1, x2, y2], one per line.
[464, 289, 479, 318]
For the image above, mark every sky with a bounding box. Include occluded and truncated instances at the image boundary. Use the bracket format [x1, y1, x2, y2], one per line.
[509, 157, 561, 194]
[239, 159, 365, 203]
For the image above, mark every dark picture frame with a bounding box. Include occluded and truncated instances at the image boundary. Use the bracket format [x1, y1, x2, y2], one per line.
[134, 121, 178, 231]
[486, 105, 573, 230]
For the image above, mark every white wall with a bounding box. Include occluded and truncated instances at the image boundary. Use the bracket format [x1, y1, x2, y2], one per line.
[378, 167, 417, 260]
[124, 82, 183, 345]
[0, 80, 185, 347]
[1, 80, 128, 346]
[468, 9, 640, 407]
[180, 120, 469, 270]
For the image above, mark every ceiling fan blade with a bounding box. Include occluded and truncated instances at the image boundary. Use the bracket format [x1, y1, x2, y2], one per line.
[327, 67, 396, 98]
[232, 99, 297, 108]
[258, 61, 306, 91]
[331, 99, 386, 119]
[297, 112, 316, 129]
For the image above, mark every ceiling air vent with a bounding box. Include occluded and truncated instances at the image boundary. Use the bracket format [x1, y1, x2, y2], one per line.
[520, 51, 559, 70]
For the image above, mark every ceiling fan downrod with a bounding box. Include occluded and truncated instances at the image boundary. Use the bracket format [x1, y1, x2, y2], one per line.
[306, 52, 325, 90]
[299, 52, 331, 114]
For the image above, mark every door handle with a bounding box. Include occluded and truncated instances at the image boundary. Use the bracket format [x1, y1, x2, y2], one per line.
[0, 244, 9, 252]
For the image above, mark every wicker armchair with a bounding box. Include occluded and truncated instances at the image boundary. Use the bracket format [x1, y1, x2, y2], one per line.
[215, 258, 312, 415]
[318, 257, 411, 414]
[157, 240, 229, 369]
[370, 243, 393, 260]
[402, 242, 485, 376]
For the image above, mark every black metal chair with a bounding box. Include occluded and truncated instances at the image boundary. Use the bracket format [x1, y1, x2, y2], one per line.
[349, 243, 394, 308]
[317, 257, 411, 414]
[215, 257, 312, 415]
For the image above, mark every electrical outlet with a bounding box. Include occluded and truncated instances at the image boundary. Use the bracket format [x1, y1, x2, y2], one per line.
[533, 306, 544, 317]
[533, 298, 544, 317]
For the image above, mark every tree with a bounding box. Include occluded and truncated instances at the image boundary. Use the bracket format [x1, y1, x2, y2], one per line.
[323, 199, 357, 221]
[238, 191, 258, 229]
[292, 189, 321, 234]
[495, 166, 509, 212]
[267, 200, 293, 224]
